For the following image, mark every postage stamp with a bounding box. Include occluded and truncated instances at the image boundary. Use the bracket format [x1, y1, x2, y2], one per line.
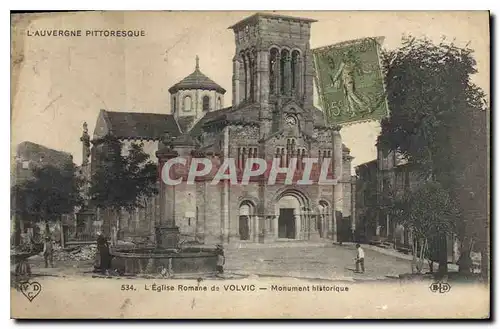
[10, 11, 490, 319]
[313, 37, 389, 125]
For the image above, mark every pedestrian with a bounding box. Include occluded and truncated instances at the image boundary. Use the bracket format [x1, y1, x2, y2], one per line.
[216, 244, 225, 275]
[43, 236, 54, 268]
[355, 243, 365, 273]
[96, 232, 111, 275]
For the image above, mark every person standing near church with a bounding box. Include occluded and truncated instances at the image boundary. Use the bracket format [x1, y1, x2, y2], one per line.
[43, 236, 54, 268]
[96, 232, 111, 275]
[216, 245, 225, 275]
[355, 244, 365, 273]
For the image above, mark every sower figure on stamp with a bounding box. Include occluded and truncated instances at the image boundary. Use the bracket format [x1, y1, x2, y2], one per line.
[43, 236, 54, 268]
[216, 244, 225, 275]
[355, 243, 365, 273]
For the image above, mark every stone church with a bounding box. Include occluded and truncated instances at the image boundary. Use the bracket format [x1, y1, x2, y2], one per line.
[86, 13, 354, 246]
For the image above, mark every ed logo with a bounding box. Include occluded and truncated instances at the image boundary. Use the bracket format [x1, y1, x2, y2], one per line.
[20, 281, 42, 302]
[429, 282, 451, 294]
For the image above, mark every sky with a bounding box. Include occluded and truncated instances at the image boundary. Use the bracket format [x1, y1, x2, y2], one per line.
[11, 11, 490, 172]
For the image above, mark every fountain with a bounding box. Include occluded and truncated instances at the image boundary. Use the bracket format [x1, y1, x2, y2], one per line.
[109, 134, 219, 277]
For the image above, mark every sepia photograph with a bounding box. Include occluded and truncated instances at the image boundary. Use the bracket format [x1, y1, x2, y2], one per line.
[10, 10, 490, 319]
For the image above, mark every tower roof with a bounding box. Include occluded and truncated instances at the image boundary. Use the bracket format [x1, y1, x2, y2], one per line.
[228, 12, 317, 30]
[168, 56, 226, 94]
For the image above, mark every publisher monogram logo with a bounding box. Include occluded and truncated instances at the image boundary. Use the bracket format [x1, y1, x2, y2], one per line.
[429, 282, 451, 294]
[20, 281, 42, 302]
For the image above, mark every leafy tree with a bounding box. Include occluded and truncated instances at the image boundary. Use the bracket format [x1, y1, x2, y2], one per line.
[390, 182, 458, 274]
[377, 36, 487, 275]
[11, 162, 84, 243]
[379, 36, 485, 179]
[89, 136, 158, 245]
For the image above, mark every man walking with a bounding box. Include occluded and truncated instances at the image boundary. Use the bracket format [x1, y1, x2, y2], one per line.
[355, 243, 365, 273]
[43, 236, 54, 268]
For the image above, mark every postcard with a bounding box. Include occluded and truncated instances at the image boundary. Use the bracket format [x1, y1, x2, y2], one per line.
[10, 10, 490, 319]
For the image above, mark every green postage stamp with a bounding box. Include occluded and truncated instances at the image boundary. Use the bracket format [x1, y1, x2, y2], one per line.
[313, 37, 389, 126]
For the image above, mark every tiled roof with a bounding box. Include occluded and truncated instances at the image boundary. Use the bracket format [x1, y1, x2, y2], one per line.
[168, 59, 226, 94]
[101, 105, 327, 142]
[103, 111, 181, 140]
[222, 105, 260, 124]
[189, 105, 329, 138]
[188, 107, 233, 137]
[204, 105, 328, 127]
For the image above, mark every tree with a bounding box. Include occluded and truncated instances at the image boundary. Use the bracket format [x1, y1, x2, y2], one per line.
[89, 136, 158, 245]
[377, 36, 488, 275]
[11, 162, 83, 243]
[390, 182, 458, 275]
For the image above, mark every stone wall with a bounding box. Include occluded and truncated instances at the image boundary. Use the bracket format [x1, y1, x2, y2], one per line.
[195, 181, 224, 245]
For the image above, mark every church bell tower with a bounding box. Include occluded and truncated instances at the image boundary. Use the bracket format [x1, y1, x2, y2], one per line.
[229, 13, 317, 138]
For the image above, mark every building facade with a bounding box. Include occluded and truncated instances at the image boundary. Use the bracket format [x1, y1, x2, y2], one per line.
[89, 13, 354, 245]
[354, 152, 419, 247]
[11, 141, 74, 245]
[355, 106, 489, 265]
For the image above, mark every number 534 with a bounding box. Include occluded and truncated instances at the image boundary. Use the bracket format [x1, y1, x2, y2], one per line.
[121, 284, 135, 291]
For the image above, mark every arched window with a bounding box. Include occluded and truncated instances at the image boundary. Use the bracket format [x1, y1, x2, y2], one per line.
[291, 50, 300, 95]
[172, 96, 177, 114]
[239, 52, 246, 103]
[243, 55, 248, 101]
[280, 148, 285, 168]
[297, 148, 306, 170]
[280, 49, 290, 95]
[286, 138, 296, 167]
[183, 95, 192, 111]
[217, 97, 222, 110]
[249, 55, 254, 101]
[269, 48, 279, 94]
[202, 96, 210, 111]
[242, 147, 246, 170]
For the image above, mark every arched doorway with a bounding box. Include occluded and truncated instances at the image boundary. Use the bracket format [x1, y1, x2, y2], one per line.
[239, 201, 255, 241]
[274, 190, 310, 240]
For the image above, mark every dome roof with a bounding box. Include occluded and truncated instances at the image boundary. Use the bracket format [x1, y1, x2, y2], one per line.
[168, 56, 226, 94]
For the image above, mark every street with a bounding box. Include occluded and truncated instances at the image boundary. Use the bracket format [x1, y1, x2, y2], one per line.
[225, 243, 413, 281]
[12, 243, 414, 282]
